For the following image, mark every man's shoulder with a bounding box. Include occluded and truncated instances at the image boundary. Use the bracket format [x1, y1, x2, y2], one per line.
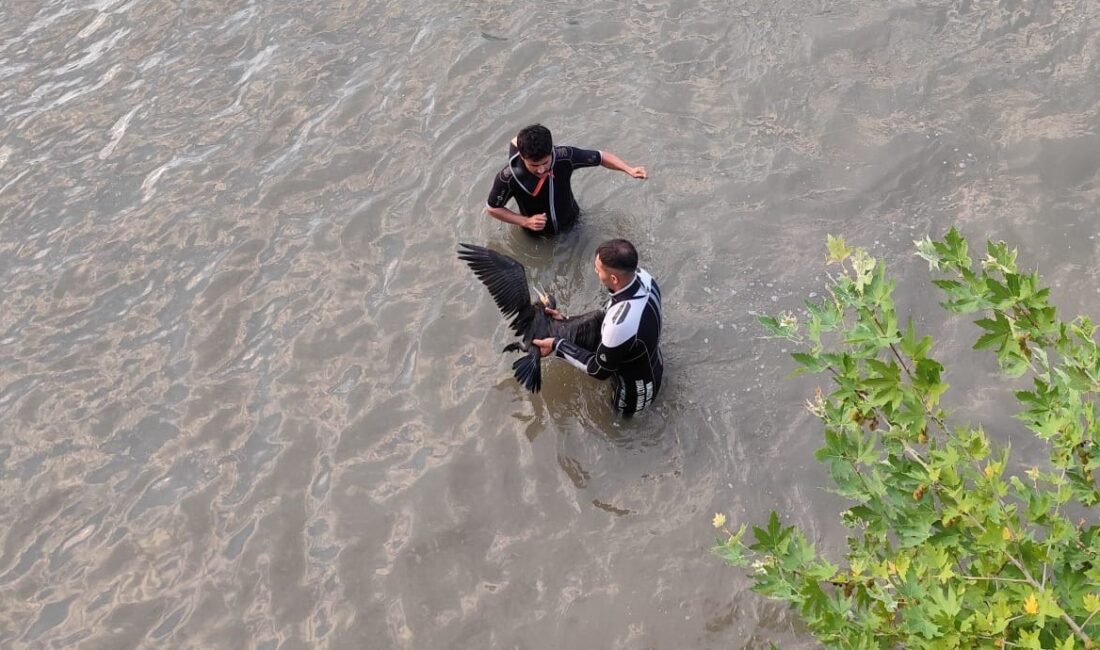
[554, 145, 583, 158]
[602, 299, 646, 347]
[495, 165, 515, 183]
[555, 145, 602, 168]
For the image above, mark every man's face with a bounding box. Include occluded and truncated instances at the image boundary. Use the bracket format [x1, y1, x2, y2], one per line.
[594, 255, 616, 291]
[521, 153, 553, 177]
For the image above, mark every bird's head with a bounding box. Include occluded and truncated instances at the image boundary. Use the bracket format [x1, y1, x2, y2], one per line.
[535, 287, 557, 312]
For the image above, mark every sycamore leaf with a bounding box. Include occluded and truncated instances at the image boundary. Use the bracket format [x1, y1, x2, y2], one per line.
[826, 234, 852, 264]
[1018, 627, 1042, 650]
[1023, 593, 1039, 615]
[915, 237, 941, 270]
[729, 231, 1100, 647]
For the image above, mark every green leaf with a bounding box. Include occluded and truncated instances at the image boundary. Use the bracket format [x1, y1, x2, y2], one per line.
[929, 585, 963, 623]
[751, 511, 792, 555]
[901, 604, 941, 640]
[1084, 593, 1100, 614]
[900, 318, 934, 360]
[791, 351, 827, 374]
[724, 231, 1100, 649]
[758, 313, 796, 338]
[942, 227, 970, 266]
[1017, 626, 1042, 649]
[826, 234, 853, 264]
[983, 240, 1018, 273]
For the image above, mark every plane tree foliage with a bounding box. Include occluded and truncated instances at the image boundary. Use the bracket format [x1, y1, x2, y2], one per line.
[716, 230, 1100, 649]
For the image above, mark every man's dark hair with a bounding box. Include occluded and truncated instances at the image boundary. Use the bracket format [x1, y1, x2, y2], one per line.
[596, 239, 638, 274]
[517, 124, 553, 160]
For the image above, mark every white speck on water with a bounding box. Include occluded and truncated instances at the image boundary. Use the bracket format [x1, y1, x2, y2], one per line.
[771, 296, 778, 302]
[958, 162, 965, 168]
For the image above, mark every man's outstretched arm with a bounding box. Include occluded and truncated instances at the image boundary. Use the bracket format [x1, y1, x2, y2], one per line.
[599, 151, 647, 179]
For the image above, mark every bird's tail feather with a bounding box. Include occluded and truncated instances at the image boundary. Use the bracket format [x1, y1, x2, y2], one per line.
[511, 349, 541, 393]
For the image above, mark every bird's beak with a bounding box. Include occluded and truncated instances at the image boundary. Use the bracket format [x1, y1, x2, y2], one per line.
[536, 287, 549, 305]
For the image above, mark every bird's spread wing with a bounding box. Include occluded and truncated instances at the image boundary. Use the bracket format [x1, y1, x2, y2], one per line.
[551, 310, 605, 351]
[457, 243, 534, 335]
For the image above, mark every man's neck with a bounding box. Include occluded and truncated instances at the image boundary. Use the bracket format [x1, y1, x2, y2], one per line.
[610, 273, 638, 296]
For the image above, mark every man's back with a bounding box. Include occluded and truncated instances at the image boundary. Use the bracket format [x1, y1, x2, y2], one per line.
[600, 269, 663, 414]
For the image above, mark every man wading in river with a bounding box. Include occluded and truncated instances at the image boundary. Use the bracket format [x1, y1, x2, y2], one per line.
[485, 124, 648, 236]
[532, 239, 663, 416]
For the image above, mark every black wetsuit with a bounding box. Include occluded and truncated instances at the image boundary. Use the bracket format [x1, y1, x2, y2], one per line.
[552, 269, 664, 416]
[486, 144, 603, 236]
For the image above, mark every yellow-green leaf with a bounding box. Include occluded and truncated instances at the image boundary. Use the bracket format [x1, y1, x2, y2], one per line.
[826, 234, 852, 264]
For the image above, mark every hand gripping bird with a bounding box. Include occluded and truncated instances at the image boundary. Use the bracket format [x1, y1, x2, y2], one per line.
[458, 243, 604, 392]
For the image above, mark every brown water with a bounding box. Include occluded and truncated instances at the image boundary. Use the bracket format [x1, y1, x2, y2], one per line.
[2, 0, 1099, 647]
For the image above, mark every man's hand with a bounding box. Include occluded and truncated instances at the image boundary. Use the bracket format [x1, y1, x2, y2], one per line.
[532, 338, 555, 358]
[525, 214, 547, 231]
[544, 307, 564, 321]
[627, 166, 647, 180]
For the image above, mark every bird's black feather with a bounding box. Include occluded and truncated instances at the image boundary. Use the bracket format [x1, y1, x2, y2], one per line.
[551, 310, 605, 351]
[511, 350, 541, 393]
[457, 243, 534, 335]
[459, 244, 604, 395]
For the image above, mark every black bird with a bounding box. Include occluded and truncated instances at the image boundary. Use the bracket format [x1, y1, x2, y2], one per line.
[458, 243, 604, 392]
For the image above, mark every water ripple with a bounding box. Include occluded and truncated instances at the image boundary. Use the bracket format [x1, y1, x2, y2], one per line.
[0, 0, 1098, 648]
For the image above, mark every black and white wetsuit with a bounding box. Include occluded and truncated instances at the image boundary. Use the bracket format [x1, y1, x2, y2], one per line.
[552, 270, 664, 416]
[486, 144, 603, 236]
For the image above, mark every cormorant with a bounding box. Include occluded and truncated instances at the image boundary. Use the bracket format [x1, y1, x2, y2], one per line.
[457, 243, 604, 392]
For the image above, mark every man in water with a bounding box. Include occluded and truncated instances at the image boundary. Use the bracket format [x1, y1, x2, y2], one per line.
[532, 239, 663, 416]
[485, 124, 648, 236]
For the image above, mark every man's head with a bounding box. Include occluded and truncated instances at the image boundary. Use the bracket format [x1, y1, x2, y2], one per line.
[594, 239, 639, 293]
[517, 124, 554, 177]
